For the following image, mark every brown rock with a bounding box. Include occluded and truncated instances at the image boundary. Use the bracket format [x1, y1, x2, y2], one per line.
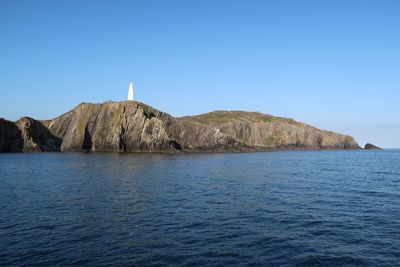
[0, 118, 23, 152]
[1, 101, 361, 153]
[16, 117, 61, 152]
[45, 101, 241, 152]
[181, 111, 360, 150]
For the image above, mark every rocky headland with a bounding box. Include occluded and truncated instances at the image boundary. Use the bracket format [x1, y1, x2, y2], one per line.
[1, 101, 364, 153]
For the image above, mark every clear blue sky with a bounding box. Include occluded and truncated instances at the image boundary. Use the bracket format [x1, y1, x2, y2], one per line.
[1, 0, 399, 148]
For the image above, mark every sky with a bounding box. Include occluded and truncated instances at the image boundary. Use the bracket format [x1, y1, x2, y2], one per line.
[0, 0, 399, 148]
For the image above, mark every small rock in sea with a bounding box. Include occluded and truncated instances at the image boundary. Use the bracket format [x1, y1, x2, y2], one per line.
[364, 143, 382, 150]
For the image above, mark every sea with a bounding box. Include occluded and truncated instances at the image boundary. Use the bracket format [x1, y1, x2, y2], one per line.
[1, 150, 399, 266]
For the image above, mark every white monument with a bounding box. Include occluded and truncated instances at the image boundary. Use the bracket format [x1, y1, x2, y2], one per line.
[128, 81, 134, 101]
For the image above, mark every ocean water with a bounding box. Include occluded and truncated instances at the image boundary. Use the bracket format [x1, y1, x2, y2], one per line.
[1, 150, 400, 266]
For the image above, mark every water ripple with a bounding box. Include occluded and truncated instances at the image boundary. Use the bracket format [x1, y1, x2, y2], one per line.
[0, 150, 400, 266]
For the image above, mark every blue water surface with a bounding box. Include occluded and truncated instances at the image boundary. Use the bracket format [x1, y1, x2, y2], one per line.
[1, 150, 400, 266]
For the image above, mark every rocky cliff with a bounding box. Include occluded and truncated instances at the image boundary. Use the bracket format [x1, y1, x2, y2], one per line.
[0, 118, 23, 152]
[181, 111, 359, 150]
[0, 101, 360, 152]
[42, 101, 241, 152]
[16, 117, 62, 152]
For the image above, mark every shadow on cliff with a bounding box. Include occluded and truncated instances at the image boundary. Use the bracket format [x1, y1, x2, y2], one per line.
[17, 117, 62, 152]
[0, 118, 23, 152]
[82, 127, 92, 151]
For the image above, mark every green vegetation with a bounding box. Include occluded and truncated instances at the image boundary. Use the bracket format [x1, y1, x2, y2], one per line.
[264, 136, 281, 146]
[181, 111, 298, 126]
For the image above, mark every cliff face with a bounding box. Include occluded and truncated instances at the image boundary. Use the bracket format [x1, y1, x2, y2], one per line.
[16, 117, 62, 152]
[181, 111, 359, 150]
[1, 101, 360, 152]
[44, 101, 240, 152]
[0, 118, 23, 152]
[0, 117, 61, 152]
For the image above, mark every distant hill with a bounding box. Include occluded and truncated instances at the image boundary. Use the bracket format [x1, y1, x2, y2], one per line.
[0, 101, 360, 152]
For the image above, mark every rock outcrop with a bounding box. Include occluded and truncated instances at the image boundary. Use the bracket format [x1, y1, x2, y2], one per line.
[364, 143, 382, 150]
[0, 118, 23, 152]
[43, 101, 241, 152]
[16, 117, 61, 152]
[0, 117, 62, 152]
[181, 111, 359, 150]
[1, 101, 360, 152]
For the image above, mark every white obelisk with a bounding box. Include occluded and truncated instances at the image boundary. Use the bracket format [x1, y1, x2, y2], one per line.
[128, 81, 134, 101]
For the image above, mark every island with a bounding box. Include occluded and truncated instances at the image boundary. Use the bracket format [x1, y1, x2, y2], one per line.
[0, 100, 367, 153]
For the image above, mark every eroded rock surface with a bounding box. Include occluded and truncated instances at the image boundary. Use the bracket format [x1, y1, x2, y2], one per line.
[181, 111, 359, 150]
[16, 117, 61, 152]
[44, 101, 241, 152]
[2, 101, 360, 152]
[0, 118, 22, 152]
